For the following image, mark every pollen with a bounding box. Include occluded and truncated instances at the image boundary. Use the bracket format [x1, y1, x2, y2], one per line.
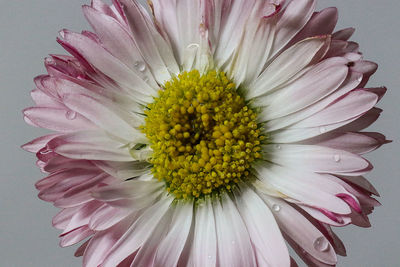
[142, 70, 264, 199]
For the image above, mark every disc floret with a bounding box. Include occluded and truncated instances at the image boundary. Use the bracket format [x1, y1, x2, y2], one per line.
[143, 70, 263, 199]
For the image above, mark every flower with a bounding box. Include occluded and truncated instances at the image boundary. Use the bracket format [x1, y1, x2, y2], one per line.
[22, 0, 389, 266]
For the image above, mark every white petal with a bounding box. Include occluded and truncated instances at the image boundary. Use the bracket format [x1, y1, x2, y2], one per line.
[249, 36, 330, 98]
[154, 201, 193, 267]
[62, 93, 145, 142]
[266, 71, 362, 131]
[131, 207, 174, 266]
[213, 193, 256, 267]
[290, 90, 378, 129]
[102, 195, 173, 266]
[264, 144, 370, 174]
[190, 197, 217, 267]
[255, 164, 351, 214]
[229, 1, 278, 86]
[234, 186, 290, 267]
[93, 160, 151, 179]
[119, 0, 179, 83]
[256, 59, 348, 120]
[271, 0, 316, 57]
[214, 1, 257, 68]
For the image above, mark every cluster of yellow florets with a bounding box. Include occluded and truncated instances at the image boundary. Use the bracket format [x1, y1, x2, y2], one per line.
[142, 70, 263, 199]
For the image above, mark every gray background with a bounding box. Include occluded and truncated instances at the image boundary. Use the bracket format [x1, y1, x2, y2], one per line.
[0, 0, 399, 266]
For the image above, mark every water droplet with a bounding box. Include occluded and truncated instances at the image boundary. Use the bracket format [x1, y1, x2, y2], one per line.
[357, 76, 363, 82]
[333, 154, 341, 162]
[319, 126, 327, 133]
[272, 204, 281, 212]
[208, 255, 212, 259]
[134, 61, 146, 72]
[187, 43, 200, 50]
[313, 236, 329, 252]
[231, 240, 236, 245]
[65, 110, 77, 120]
[275, 145, 281, 150]
[40, 149, 52, 155]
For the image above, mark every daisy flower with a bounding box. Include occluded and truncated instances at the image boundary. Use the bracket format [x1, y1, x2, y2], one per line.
[23, 0, 389, 266]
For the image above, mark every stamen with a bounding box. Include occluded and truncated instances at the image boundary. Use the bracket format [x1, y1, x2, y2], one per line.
[142, 70, 263, 199]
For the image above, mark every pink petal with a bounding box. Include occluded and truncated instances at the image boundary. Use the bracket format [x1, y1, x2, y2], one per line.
[303, 132, 389, 154]
[88, 204, 132, 231]
[260, 196, 337, 265]
[271, 0, 316, 56]
[59, 226, 94, 247]
[290, 7, 338, 44]
[255, 164, 352, 214]
[332, 27, 355, 41]
[48, 131, 133, 162]
[22, 134, 60, 153]
[291, 90, 378, 128]
[119, 0, 179, 82]
[83, 216, 134, 267]
[23, 107, 95, 132]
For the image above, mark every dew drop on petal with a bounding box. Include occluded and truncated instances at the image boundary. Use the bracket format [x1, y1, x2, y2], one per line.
[231, 240, 236, 245]
[275, 144, 281, 150]
[208, 255, 212, 259]
[65, 110, 77, 120]
[134, 61, 146, 72]
[272, 204, 281, 212]
[358, 76, 363, 82]
[319, 126, 327, 133]
[40, 148, 52, 155]
[313, 236, 329, 252]
[333, 154, 341, 162]
[187, 43, 200, 50]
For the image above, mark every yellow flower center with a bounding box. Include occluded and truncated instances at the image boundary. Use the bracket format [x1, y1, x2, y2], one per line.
[142, 70, 263, 199]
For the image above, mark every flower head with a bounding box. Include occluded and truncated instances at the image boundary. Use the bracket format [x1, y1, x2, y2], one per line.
[23, 0, 389, 266]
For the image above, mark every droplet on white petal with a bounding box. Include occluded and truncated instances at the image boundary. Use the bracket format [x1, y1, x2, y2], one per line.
[231, 240, 236, 245]
[65, 110, 77, 120]
[358, 76, 363, 82]
[319, 126, 327, 133]
[134, 61, 146, 72]
[208, 255, 212, 259]
[272, 204, 281, 212]
[313, 236, 330, 252]
[275, 144, 281, 150]
[333, 154, 341, 162]
[187, 43, 200, 50]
